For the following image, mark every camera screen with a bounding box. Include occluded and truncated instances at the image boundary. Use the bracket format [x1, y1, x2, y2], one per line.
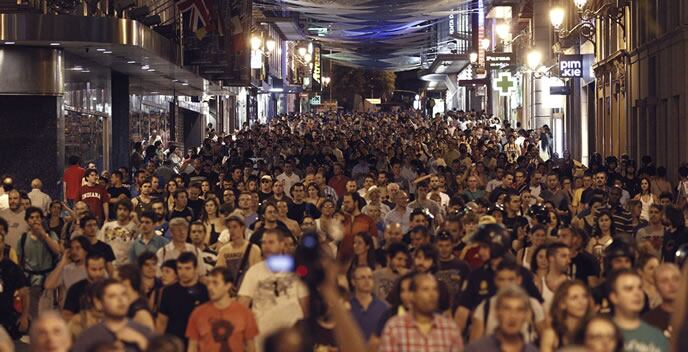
[266, 255, 295, 273]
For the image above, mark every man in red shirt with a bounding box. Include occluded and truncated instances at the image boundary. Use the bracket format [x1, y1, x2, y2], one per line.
[63, 156, 85, 205]
[338, 192, 377, 262]
[77, 169, 110, 224]
[328, 163, 351, 199]
[187, 267, 258, 352]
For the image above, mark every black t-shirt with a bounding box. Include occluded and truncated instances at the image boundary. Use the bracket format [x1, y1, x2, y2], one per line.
[436, 258, 471, 306]
[127, 296, 152, 319]
[258, 191, 273, 203]
[107, 186, 132, 220]
[64, 279, 91, 314]
[643, 307, 671, 334]
[662, 228, 688, 262]
[158, 282, 209, 342]
[187, 199, 204, 221]
[90, 240, 116, 263]
[456, 262, 543, 312]
[249, 222, 292, 246]
[287, 202, 320, 223]
[0, 258, 28, 316]
[569, 251, 600, 281]
[168, 207, 194, 221]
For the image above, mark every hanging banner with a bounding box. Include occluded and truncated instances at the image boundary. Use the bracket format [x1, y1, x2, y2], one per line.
[311, 44, 322, 92]
[182, 0, 252, 85]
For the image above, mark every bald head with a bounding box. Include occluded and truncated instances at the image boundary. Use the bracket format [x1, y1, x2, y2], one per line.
[31, 178, 42, 189]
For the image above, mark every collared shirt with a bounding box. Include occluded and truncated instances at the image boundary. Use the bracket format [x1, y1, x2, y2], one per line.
[384, 207, 413, 233]
[129, 234, 169, 263]
[350, 296, 389, 340]
[156, 242, 206, 276]
[28, 189, 52, 214]
[379, 313, 463, 352]
[465, 334, 538, 352]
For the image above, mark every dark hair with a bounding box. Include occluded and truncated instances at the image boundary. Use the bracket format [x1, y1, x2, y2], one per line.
[118, 264, 143, 293]
[137, 252, 158, 268]
[413, 244, 438, 273]
[116, 198, 133, 212]
[496, 260, 522, 276]
[85, 252, 106, 267]
[173, 189, 188, 200]
[546, 242, 569, 259]
[387, 242, 410, 259]
[664, 206, 684, 229]
[139, 210, 157, 223]
[530, 244, 549, 274]
[551, 280, 594, 344]
[386, 272, 416, 309]
[70, 235, 92, 254]
[161, 259, 178, 272]
[177, 252, 198, 267]
[111, 170, 123, 179]
[68, 155, 80, 165]
[659, 192, 674, 202]
[0, 217, 8, 234]
[24, 206, 44, 221]
[94, 278, 121, 301]
[209, 267, 234, 284]
[79, 214, 98, 228]
[574, 315, 624, 352]
[595, 210, 616, 236]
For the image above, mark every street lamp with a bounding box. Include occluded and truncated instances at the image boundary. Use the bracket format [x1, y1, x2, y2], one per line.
[526, 49, 542, 71]
[480, 38, 491, 50]
[323, 76, 331, 86]
[469, 52, 478, 64]
[265, 39, 276, 53]
[549, 7, 565, 30]
[304, 53, 312, 63]
[573, 0, 587, 10]
[496, 23, 510, 40]
[251, 36, 262, 51]
[297, 46, 307, 57]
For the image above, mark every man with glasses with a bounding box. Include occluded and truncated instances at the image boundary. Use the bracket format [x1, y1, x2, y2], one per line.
[384, 191, 412, 233]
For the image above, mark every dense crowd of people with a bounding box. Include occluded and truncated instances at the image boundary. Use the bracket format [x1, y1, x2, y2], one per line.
[1, 110, 688, 352]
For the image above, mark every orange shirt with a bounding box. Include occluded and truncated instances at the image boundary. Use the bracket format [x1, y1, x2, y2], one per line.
[186, 301, 259, 352]
[338, 213, 378, 262]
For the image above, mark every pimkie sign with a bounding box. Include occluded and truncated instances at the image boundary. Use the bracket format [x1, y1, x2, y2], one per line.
[559, 55, 583, 78]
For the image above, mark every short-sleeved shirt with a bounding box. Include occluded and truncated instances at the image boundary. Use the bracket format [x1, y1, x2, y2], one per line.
[379, 314, 463, 352]
[186, 301, 259, 352]
[63, 166, 85, 201]
[643, 307, 671, 336]
[159, 282, 209, 342]
[78, 184, 110, 222]
[99, 221, 137, 266]
[619, 321, 669, 352]
[569, 252, 600, 282]
[238, 261, 308, 337]
[129, 235, 169, 264]
[465, 334, 538, 352]
[89, 240, 116, 263]
[72, 320, 154, 352]
[216, 241, 261, 284]
[350, 297, 389, 340]
[15, 232, 58, 285]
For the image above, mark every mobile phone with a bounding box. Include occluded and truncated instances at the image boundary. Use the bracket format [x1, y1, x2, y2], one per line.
[266, 255, 294, 273]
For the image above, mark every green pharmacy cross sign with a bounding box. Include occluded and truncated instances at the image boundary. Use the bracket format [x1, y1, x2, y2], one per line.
[494, 72, 516, 97]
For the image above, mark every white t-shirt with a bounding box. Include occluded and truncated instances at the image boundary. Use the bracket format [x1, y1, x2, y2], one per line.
[155, 242, 207, 276]
[0, 209, 28, 248]
[472, 295, 545, 343]
[238, 261, 308, 337]
[99, 221, 137, 266]
[276, 173, 301, 195]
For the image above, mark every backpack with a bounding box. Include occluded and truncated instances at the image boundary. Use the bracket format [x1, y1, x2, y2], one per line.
[18, 232, 58, 277]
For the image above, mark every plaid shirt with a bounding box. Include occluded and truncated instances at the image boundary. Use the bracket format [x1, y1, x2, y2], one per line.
[379, 314, 463, 352]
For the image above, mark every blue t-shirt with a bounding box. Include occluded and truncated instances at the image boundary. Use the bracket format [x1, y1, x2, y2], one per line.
[620, 321, 669, 352]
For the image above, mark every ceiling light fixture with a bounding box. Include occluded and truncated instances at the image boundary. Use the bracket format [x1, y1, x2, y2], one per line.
[96, 48, 106, 51]
[141, 65, 150, 70]
[127, 60, 136, 64]
[103, 50, 112, 54]
[4, 41, 15, 45]
[50, 42, 60, 46]
[147, 68, 156, 72]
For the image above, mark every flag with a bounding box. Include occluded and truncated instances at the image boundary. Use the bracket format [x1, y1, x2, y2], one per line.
[176, 0, 212, 38]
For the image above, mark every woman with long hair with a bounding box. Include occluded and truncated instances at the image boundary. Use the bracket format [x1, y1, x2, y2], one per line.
[587, 210, 616, 260]
[540, 280, 595, 352]
[306, 183, 326, 208]
[164, 180, 177, 213]
[47, 200, 65, 235]
[637, 253, 661, 309]
[346, 232, 378, 280]
[516, 225, 548, 270]
[634, 177, 659, 221]
[201, 197, 226, 249]
[575, 196, 605, 236]
[530, 244, 549, 295]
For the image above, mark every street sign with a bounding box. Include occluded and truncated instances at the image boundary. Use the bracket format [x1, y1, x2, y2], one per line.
[560, 55, 583, 78]
[485, 52, 514, 69]
[493, 72, 516, 96]
[550, 86, 572, 95]
[310, 95, 321, 105]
